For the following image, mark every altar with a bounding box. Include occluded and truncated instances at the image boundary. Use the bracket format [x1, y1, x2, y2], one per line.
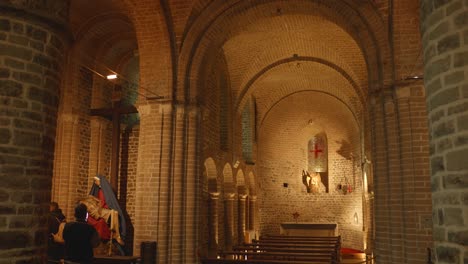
[280, 222, 337, 237]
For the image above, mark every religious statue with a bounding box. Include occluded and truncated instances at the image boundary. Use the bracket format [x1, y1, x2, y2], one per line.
[302, 170, 323, 194]
[80, 175, 126, 246]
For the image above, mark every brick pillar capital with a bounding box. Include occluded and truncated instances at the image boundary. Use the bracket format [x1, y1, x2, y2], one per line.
[137, 104, 153, 117]
[209, 192, 220, 200]
[90, 116, 108, 127]
[238, 194, 248, 201]
[58, 113, 79, 124]
[394, 80, 425, 99]
[225, 193, 236, 200]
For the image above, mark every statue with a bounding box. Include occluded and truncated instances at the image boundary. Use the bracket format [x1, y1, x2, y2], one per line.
[80, 175, 126, 246]
[302, 170, 323, 194]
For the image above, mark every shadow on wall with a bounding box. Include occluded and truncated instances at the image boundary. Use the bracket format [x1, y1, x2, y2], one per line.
[335, 140, 353, 160]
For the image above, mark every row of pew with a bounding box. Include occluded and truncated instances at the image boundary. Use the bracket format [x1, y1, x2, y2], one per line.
[202, 235, 342, 264]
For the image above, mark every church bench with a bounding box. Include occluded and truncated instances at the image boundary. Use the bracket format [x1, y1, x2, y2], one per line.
[244, 242, 337, 248]
[254, 237, 340, 243]
[210, 235, 342, 264]
[247, 235, 341, 263]
[219, 251, 335, 262]
[251, 240, 340, 247]
[201, 259, 336, 264]
[248, 241, 340, 252]
[234, 246, 337, 254]
[261, 235, 340, 240]
[229, 246, 339, 263]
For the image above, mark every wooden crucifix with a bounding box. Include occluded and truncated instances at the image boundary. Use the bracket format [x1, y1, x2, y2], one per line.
[90, 84, 138, 191]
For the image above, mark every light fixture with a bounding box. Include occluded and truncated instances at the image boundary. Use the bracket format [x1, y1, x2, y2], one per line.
[403, 75, 423, 80]
[106, 74, 117, 80]
[354, 212, 359, 224]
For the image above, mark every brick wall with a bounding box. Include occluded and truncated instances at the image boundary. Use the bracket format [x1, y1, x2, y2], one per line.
[258, 92, 365, 249]
[421, 0, 468, 263]
[0, 1, 69, 262]
[371, 85, 433, 263]
[119, 126, 139, 252]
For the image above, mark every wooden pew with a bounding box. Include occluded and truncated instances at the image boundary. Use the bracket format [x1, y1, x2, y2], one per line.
[221, 250, 334, 260]
[202, 235, 341, 264]
[233, 243, 339, 263]
[261, 235, 340, 240]
[201, 259, 334, 264]
[234, 245, 336, 253]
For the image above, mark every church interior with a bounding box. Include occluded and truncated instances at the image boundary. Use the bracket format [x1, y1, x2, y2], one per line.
[0, 0, 467, 263]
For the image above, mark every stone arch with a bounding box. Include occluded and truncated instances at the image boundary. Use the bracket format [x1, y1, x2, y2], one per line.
[247, 172, 257, 196]
[236, 169, 247, 195]
[223, 163, 235, 194]
[53, 0, 141, 218]
[260, 91, 360, 130]
[179, 0, 392, 103]
[122, 0, 173, 98]
[204, 157, 218, 193]
[235, 57, 365, 118]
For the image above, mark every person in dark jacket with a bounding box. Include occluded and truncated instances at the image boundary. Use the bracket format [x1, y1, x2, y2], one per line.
[48, 202, 66, 262]
[63, 203, 100, 264]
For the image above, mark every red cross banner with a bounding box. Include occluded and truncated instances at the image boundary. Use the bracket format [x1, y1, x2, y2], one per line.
[308, 135, 328, 173]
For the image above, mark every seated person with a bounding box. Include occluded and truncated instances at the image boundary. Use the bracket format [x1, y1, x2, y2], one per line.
[63, 203, 100, 264]
[48, 202, 66, 261]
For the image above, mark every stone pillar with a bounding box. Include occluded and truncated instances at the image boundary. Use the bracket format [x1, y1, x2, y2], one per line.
[134, 102, 199, 263]
[238, 194, 247, 244]
[180, 106, 199, 264]
[224, 193, 235, 250]
[371, 85, 433, 263]
[245, 196, 250, 231]
[52, 113, 80, 219]
[208, 192, 220, 258]
[88, 117, 109, 188]
[421, 1, 468, 263]
[248, 195, 257, 231]
[133, 102, 173, 261]
[0, 0, 69, 262]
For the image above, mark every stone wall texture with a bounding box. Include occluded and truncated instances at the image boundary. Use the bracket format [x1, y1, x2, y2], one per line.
[0, 2, 69, 262]
[421, 0, 468, 263]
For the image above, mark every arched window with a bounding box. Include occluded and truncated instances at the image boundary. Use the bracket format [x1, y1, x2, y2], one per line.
[307, 133, 329, 192]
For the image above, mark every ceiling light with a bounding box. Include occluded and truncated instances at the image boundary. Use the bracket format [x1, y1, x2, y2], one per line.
[106, 74, 117, 80]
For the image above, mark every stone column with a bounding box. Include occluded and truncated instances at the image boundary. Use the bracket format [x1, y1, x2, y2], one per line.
[245, 196, 250, 231]
[238, 194, 247, 244]
[248, 195, 257, 231]
[52, 113, 80, 219]
[224, 193, 235, 250]
[208, 192, 220, 258]
[421, 1, 468, 263]
[0, 0, 70, 262]
[88, 117, 109, 188]
[134, 102, 200, 263]
[370, 85, 433, 264]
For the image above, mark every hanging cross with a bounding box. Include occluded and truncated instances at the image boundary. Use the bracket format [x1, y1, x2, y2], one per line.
[89, 84, 138, 191]
[310, 143, 323, 158]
